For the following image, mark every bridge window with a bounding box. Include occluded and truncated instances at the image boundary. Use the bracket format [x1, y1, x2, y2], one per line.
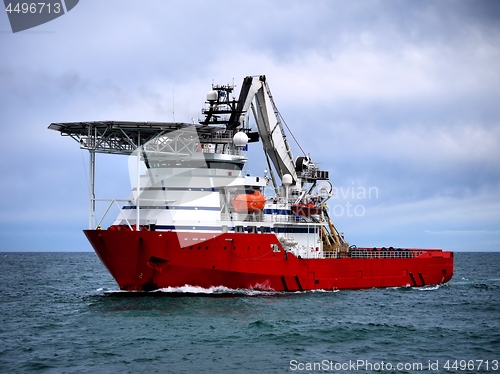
[207, 162, 242, 170]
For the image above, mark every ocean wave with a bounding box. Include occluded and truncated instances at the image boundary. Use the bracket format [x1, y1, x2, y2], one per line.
[98, 285, 286, 297]
[95, 285, 347, 297]
[416, 284, 441, 291]
[449, 278, 500, 290]
[310, 288, 340, 293]
[248, 320, 275, 329]
[156, 285, 275, 295]
[153, 285, 344, 296]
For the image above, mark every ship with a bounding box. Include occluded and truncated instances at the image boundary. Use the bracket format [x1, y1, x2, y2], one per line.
[49, 75, 453, 292]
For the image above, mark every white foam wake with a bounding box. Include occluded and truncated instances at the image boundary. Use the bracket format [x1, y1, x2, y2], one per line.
[155, 284, 287, 295]
[416, 284, 441, 291]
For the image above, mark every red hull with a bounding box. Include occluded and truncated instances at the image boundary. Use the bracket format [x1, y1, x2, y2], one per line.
[84, 230, 454, 292]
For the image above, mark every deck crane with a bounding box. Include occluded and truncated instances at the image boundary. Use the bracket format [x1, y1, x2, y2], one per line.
[201, 75, 346, 251]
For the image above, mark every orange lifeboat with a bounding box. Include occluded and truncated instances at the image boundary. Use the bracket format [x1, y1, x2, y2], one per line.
[231, 190, 266, 213]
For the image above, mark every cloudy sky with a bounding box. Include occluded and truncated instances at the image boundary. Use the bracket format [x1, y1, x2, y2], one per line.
[0, 0, 499, 252]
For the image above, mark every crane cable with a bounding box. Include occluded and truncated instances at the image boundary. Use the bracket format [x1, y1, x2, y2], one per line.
[263, 80, 307, 157]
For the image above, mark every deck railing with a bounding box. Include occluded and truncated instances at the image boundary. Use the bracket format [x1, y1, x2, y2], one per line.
[220, 213, 298, 223]
[322, 249, 427, 259]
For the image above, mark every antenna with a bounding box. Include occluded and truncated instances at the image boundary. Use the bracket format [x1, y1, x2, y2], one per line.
[172, 85, 175, 122]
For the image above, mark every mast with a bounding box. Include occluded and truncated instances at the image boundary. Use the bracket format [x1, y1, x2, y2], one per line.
[89, 149, 95, 229]
[136, 131, 140, 231]
[212, 75, 298, 184]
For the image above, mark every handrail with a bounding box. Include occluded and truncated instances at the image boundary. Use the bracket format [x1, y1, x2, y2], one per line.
[220, 213, 298, 223]
[95, 198, 133, 230]
[321, 249, 427, 259]
[341, 249, 425, 259]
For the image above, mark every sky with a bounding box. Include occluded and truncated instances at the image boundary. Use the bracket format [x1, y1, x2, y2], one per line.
[0, 0, 499, 252]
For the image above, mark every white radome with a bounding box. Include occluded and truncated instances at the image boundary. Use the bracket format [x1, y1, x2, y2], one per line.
[282, 174, 293, 186]
[233, 132, 249, 147]
[207, 90, 218, 101]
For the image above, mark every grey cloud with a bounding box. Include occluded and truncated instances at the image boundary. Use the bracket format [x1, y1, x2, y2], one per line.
[0, 0, 498, 251]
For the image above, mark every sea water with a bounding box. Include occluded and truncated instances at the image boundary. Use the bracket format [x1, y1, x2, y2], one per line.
[0, 252, 498, 373]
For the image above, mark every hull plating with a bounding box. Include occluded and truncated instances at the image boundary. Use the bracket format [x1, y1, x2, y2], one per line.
[85, 230, 454, 292]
